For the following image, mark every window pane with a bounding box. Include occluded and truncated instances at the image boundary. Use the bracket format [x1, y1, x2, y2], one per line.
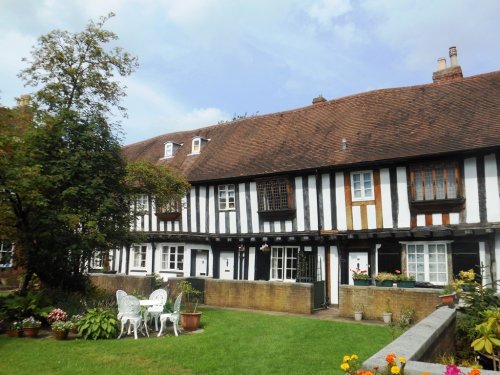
[435, 168, 445, 199]
[414, 170, 424, 200]
[447, 166, 457, 198]
[424, 168, 433, 199]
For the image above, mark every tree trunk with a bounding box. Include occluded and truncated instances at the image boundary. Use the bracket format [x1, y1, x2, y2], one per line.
[19, 270, 33, 295]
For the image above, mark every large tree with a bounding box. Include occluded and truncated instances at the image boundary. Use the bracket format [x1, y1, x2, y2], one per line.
[0, 14, 188, 292]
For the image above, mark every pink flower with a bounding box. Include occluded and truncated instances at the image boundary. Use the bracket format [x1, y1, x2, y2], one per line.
[445, 365, 461, 375]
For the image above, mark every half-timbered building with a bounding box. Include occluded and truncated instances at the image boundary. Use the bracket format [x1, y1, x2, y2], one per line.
[110, 48, 500, 306]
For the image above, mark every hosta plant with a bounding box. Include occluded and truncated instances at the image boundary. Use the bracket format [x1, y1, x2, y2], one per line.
[78, 308, 118, 340]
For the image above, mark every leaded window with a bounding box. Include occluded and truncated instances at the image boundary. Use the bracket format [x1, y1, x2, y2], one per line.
[257, 178, 292, 211]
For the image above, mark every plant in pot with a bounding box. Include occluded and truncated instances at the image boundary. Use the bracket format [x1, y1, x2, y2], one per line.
[178, 280, 203, 331]
[439, 284, 457, 306]
[351, 268, 371, 286]
[383, 298, 393, 324]
[374, 272, 396, 287]
[51, 320, 74, 340]
[7, 320, 23, 337]
[353, 303, 364, 321]
[22, 316, 42, 338]
[395, 270, 416, 288]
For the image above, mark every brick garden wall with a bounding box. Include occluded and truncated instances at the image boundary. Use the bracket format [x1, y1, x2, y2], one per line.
[339, 285, 442, 322]
[89, 273, 155, 296]
[169, 278, 314, 314]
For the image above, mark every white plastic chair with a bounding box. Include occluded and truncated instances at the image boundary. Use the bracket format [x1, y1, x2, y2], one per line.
[145, 289, 168, 331]
[117, 295, 149, 340]
[158, 292, 183, 337]
[116, 290, 127, 320]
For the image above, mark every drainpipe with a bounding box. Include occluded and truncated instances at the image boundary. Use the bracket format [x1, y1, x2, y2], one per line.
[125, 244, 131, 275]
[151, 240, 156, 274]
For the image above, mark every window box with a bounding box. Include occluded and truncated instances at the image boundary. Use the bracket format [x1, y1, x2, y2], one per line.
[258, 208, 296, 221]
[410, 197, 465, 214]
[156, 212, 182, 221]
[397, 280, 416, 288]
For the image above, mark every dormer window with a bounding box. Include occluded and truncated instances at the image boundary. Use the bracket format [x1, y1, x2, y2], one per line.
[192, 138, 201, 154]
[163, 141, 181, 159]
[190, 137, 209, 155]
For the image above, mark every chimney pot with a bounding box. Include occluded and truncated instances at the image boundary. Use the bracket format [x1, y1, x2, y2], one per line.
[312, 95, 327, 104]
[449, 46, 458, 67]
[437, 58, 447, 71]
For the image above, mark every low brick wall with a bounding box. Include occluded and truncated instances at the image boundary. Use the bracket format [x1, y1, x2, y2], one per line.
[364, 307, 497, 375]
[169, 278, 314, 314]
[339, 285, 442, 322]
[89, 273, 155, 296]
[207, 279, 313, 314]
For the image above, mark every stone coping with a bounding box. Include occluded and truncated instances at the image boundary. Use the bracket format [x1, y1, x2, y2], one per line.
[363, 307, 497, 375]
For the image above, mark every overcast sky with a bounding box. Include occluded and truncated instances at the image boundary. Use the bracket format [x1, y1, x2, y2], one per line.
[1, 0, 499, 145]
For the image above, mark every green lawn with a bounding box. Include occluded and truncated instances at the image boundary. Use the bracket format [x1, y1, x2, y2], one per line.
[0, 308, 392, 375]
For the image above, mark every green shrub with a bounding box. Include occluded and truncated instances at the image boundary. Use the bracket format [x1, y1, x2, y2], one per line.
[0, 291, 52, 321]
[78, 307, 119, 340]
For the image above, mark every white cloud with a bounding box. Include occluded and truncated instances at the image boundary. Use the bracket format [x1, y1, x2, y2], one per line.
[308, 0, 352, 27]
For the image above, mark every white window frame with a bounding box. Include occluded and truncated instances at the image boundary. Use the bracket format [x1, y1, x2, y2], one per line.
[192, 138, 201, 154]
[218, 184, 236, 211]
[133, 245, 147, 268]
[270, 246, 299, 282]
[135, 194, 149, 212]
[91, 254, 103, 269]
[161, 245, 184, 271]
[351, 170, 374, 201]
[0, 241, 13, 268]
[164, 142, 173, 158]
[402, 241, 451, 285]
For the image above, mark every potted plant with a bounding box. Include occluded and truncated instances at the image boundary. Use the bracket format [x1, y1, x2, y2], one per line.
[353, 303, 364, 321]
[374, 272, 396, 287]
[22, 316, 41, 338]
[351, 268, 371, 286]
[383, 298, 392, 324]
[51, 320, 74, 340]
[47, 308, 68, 324]
[395, 270, 416, 288]
[260, 243, 270, 253]
[178, 280, 203, 331]
[439, 284, 456, 306]
[7, 320, 23, 337]
[70, 314, 83, 334]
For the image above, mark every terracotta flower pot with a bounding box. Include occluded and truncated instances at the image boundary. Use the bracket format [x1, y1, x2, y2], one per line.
[53, 329, 69, 340]
[439, 293, 455, 306]
[7, 328, 23, 337]
[180, 312, 202, 331]
[23, 327, 40, 338]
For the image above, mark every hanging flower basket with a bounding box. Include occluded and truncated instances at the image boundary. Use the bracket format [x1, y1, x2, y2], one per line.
[260, 244, 270, 253]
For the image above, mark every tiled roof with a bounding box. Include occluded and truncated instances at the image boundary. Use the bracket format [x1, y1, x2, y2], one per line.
[123, 71, 500, 182]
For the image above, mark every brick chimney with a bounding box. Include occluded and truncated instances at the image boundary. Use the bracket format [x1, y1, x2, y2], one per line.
[312, 95, 327, 104]
[432, 46, 463, 83]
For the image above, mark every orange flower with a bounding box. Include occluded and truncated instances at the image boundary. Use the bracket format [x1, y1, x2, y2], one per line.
[386, 353, 397, 364]
[468, 369, 480, 375]
[422, 372, 430, 375]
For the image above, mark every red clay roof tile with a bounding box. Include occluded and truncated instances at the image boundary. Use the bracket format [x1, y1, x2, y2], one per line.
[123, 71, 500, 182]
